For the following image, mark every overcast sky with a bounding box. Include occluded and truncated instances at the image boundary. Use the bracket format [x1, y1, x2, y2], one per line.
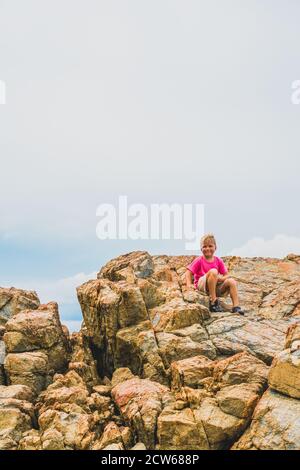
[0, 1, 299, 330]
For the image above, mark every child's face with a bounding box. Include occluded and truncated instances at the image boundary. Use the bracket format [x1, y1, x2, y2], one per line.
[201, 241, 216, 258]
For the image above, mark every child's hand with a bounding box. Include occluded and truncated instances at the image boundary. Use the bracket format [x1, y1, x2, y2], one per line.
[218, 274, 229, 282]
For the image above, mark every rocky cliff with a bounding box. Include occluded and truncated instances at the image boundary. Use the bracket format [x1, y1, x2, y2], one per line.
[0, 251, 300, 450]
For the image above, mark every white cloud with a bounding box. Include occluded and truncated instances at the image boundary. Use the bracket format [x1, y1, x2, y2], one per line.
[3, 271, 97, 306]
[228, 234, 300, 258]
[32, 271, 97, 305]
[1, 1, 299, 247]
[2, 271, 97, 324]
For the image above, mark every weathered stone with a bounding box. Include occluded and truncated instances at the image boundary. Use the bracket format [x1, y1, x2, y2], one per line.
[38, 409, 96, 450]
[115, 322, 168, 384]
[102, 442, 124, 450]
[41, 428, 66, 450]
[156, 331, 216, 367]
[92, 421, 133, 450]
[136, 278, 165, 309]
[111, 368, 135, 388]
[232, 389, 300, 450]
[4, 302, 70, 372]
[167, 352, 268, 449]
[0, 287, 40, 326]
[32, 368, 116, 449]
[171, 355, 214, 391]
[1, 251, 298, 451]
[212, 352, 269, 390]
[285, 323, 300, 349]
[114, 282, 148, 328]
[18, 429, 42, 450]
[215, 383, 261, 419]
[0, 407, 32, 449]
[157, 407, 209, 450]
[4, 351, 49, 394]
[98, 251, 154, 281]
[195, 397, 246, 449]
[112, 377, 173, 449]
[3, 303, 71, 396]
[68, 331, 100, 390]
[149, 299, 209, 332]
[207, 315, 290, 364]
[131, 442, 147, 450]
[92, 385, 112, 396]
[0, 384, 35, 402]
[268, 348, 300, 399]
[0, 385, 36, 450]
[171, 323, 210, 342]
[258, 281, 300, 320]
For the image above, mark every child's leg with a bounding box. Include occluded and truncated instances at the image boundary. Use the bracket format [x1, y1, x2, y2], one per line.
[206, 269, 219, 303]
[197, 275, 207, 293]
[218, 277, 239, 307]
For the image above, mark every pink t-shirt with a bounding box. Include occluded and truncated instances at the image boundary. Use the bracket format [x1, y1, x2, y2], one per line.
[187, 256, 228, 288]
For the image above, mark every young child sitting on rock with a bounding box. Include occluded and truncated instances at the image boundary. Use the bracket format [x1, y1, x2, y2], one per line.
[185, 233, 244, 314]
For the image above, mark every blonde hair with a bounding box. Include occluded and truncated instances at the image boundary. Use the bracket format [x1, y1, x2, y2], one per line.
[200, 233, 217, 248]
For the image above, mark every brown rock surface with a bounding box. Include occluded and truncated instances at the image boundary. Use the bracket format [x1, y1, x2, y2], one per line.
[1, 251, 300, 450]
[159, 352, 269, 449]
[4, 351, 50, 394]
[0, 340, 5, 385]
[0, 384, 36, 449]
[232, 389, 300, 450]
[0, 287, 40, 326]
[68, 329, 100, 390]
[268, 348, 300, 399]
[4, 303, 70, 394]
[111, 377, 173, 449]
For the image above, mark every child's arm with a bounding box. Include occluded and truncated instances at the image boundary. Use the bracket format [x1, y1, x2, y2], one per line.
[218, 258, 229, 282]
[185, 269, 195, 288]
[218, 273, 229, 282]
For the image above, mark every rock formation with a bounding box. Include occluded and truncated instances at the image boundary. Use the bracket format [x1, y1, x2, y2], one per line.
[0, 251, 299, 449]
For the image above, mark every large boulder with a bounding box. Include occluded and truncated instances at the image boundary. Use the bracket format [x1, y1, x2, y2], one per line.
[232, 389, 300, 450]
[0, 384, 35, 402]
[4, 351, 50, 394]
[267, 322, 300, 399]
[0, 384, 36, 450]
[158, 407, 210, 450]
[115, 321, 168, 385]
[4, 303, 70, 393]
[0, 287, 40, 325]
[222, 255, 300, 319]
[158, 352, 268, 450]
[268, 348, 300, 399]
[171, 355, 215, 391]
[206, 314, 297, 365]
[233, 320, 300, 450]
[91, 421, 133, 450]
[111, 376, 173, 449]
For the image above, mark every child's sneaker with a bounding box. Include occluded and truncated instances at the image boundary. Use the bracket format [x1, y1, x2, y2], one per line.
[232, 306, 244, 315]
[209, 298, 223, 313]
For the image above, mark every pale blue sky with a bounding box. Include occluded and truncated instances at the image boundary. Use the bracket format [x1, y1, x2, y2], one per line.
[0, 1, 299, 330]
